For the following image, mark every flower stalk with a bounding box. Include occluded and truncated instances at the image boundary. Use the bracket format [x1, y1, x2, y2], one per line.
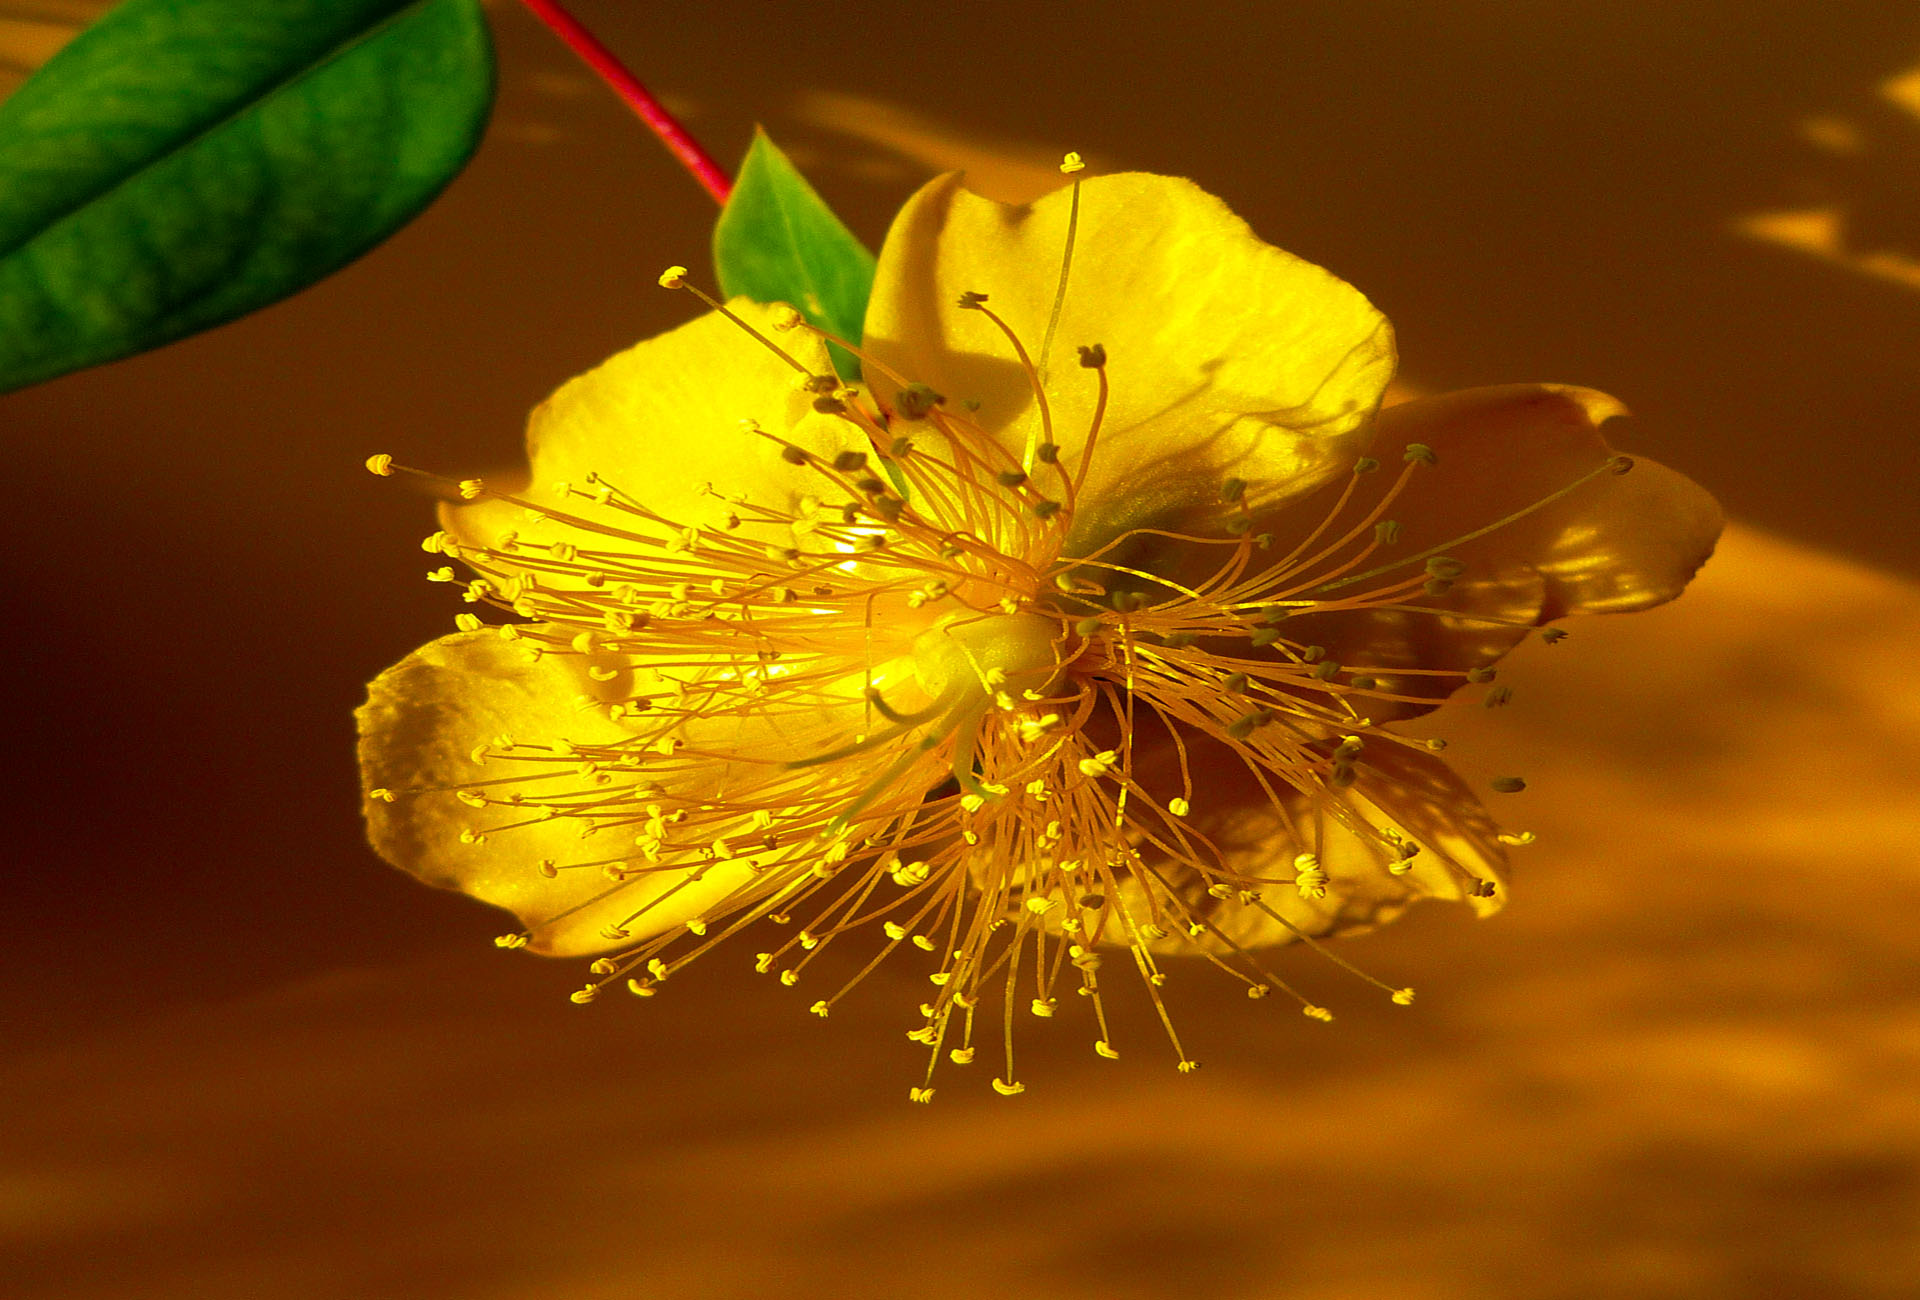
[513, 0, 733, 204]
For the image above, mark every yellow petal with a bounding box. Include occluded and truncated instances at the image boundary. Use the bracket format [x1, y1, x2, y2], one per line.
[1118, 736, 1508, 955]
[1276, 384, 1723, 720]
[441, 300, 861, 553]
[359, 629, 945, 958]
[862, 172, 1396, 544]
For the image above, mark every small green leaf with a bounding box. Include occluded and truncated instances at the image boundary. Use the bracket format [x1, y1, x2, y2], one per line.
[713, 128, 874, 382]
[0, 0, 495, 395]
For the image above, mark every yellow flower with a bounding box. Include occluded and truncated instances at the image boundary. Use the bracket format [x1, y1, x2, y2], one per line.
[358, 171, 1721, 1097]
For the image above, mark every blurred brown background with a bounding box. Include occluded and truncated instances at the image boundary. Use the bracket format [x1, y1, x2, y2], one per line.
[3, 2, 1918, 1297]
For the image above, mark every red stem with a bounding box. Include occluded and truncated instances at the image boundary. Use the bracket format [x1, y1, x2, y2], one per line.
[513, 0, 733, 205]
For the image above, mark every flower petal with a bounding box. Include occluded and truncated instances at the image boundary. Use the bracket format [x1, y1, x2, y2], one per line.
[360, 624, 954, 958]
[441, 300, 861, 553]
[1275, 385, 1723, 720]
[361, 632, 682, 955]
[1127, 735, 1508, 955]
[862, 172, 1396, 549]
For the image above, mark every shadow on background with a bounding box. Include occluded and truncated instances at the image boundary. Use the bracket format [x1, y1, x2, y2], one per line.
[2, 2, 1918, 1296]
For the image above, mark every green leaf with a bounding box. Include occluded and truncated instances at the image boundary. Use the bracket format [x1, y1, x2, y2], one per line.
[713, 128, 874, 382]
[0, 0, 494, 395]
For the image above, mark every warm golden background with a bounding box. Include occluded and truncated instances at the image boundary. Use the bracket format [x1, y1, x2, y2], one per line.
[4, 2, 1918, 1296]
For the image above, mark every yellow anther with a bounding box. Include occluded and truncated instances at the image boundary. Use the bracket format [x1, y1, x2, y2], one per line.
[1018, 712, 1062, 741]
[658, 265, 688, 289]
[909, 1087, 935, 1104]
[991, 1077, 1026, 1096]
[1293, 852, 1329, 899]
[809, 1000, 831, 1018]
[686, 919, 707, 936]
[754, 952, 774, 973]
[1024, 896, 1059, 915]
[1176, 1060, 1201, 1074]
[911, 935, 936, 951]
[1077, 750, 1118, 778]
[1168, 797, 1190, 817]
[1303, 1005, 1334, 1023]
[1059, 150, 1085, 174]
[950, 1047, 975, 1065]
[569, 986, 598, 1004]
[1030, 998, 1057, 1017]
[1094, 1040, 1119, 1060]
[493, 932, 527, 949]
[928, 971, 950, 985]
[365, 453, 395, 476]
[1392, 988, 1416, 1006]
[883, 921, 907, 941]
[779, 970, 799, 986]
[458, 478, 485, 500]
[1498, 830, 1538, 846]
[626, 979, 655, 997]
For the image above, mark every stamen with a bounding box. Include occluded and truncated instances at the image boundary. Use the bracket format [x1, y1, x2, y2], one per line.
[659, 267, 819, 377]
[1036, 151, 1086, 395]
[1315, 453, 1634, 594]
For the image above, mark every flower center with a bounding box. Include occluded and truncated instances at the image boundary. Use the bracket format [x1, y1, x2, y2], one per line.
[911, 611, 1070, 704]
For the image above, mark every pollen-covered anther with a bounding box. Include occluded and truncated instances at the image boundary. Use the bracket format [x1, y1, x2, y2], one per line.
[891, 382, 944, 421]
[1076, 750, 1118, 778]
[364, 453, 395, 476]
[1225, 708, 1272, 739]
[1018, 712, 1062, 741]
[657, 265, 688, 289]
[1293, 852, 1330, 899]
